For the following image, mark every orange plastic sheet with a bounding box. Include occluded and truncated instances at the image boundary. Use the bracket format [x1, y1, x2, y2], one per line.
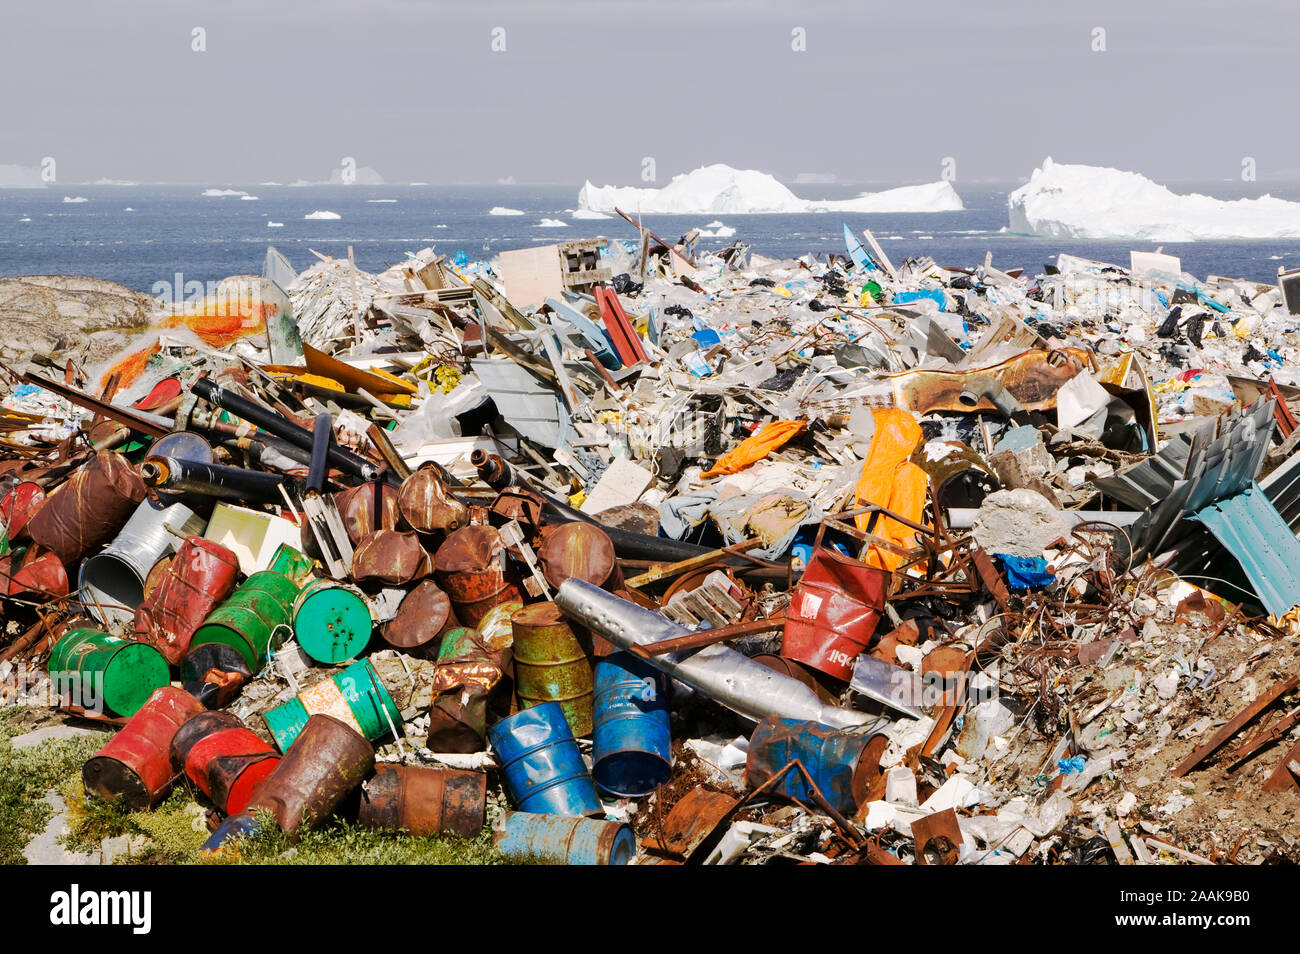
[854, 408, 927, 571]
[701, 419, 806, 479]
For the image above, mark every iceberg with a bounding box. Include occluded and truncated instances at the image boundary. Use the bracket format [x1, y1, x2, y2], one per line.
[1009, 158, 1300, 241]
[202, 188, 249, 197]
[535, 218, 567, 228]
[304, 210, 340, 220]
[570, 208, 610, 220]
[577, 163, 963, 215]
[62, 196, 88, 203]
[489, 206, 525, 216]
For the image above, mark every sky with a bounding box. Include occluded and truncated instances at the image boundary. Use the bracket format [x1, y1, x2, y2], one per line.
[2, 0, 1298, 187]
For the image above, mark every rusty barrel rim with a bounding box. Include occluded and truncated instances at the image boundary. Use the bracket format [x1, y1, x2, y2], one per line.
[292, 578, 373, 664]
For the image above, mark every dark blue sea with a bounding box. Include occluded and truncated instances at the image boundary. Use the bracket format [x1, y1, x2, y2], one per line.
[3, 183, 1300, 293]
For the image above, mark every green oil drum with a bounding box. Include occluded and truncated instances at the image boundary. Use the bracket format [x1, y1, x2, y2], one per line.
[47, 627, 170, 717]
[263, 658, 401, 752]
[189, 570, 301, 670]
[292, 579, 373, 664]
[267, 543, 314, 588]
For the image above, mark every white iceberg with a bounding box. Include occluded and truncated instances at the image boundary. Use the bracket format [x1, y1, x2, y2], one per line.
[698, 221, 736, 238]
[577, 163, 963, 215]
[535, 218, 568, 228]
[202, 188, 248, 197]
[490, 206, 525, 216]
[1008, 157, 1300, 241]
[18, 217, 31, 222]
[62, 196, 88, 203]
[267, 221, 284, 228]
[570, 208, 611, 220]
[304, 210, 341, 220]
[240, 195, 259, 201]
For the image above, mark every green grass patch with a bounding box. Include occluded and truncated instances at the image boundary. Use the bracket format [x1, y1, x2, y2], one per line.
[0, 709, 103, 865]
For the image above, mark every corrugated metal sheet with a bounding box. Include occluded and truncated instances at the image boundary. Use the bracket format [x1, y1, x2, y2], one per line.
[1190, 483, 1300, 616]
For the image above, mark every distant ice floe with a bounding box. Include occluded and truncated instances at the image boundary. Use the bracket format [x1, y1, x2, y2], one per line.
[577, 163, 963, 215]
[267, 221, 284, 228]
[698, 220, 736, 238]
[490, 206, 526, 216]
[18, 217, 31, 222]
[304, 210, 341, 220]
[1009, 157, 1300, 240]
[368, 199, 398, 203]
[62, 196, 88, 203]
[535, 218, 567, 228]
[570, 208, 611, 220]
[202, 188, 249, 197]
[240, 195, 259, 201]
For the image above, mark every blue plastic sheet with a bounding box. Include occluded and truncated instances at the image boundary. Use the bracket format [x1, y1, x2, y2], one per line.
[995, 553, 1055, 590]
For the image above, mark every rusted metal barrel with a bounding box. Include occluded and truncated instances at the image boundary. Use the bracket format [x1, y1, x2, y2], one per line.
[351, 529, 432, 587]
[511, 601, 593, 737]
[188, 569, 301, 670]
[82, 687, 204, 810]
[169, 710, 244, 771]
[28, 449, 146, 568]
[538, 522, 621, 591]
[48, 627, 171, 717]
[380, 579, 457, 657]
[267, 542, 314, 586]
[592, 652, 671, 797]
[292, 578, 372, 664]
[185, 726, 280, 815]
[426, 626, 513, 753]
[263, 657, 402, 752]
[434, 524, 522, 629]
[398, 465, 468, 534]
[745, 715, 885, 815]
[358, 764, 486, 837]
[494, 812, 634, 865]
[134, 536, 240, 665]
[246, 714, 374, 834]
[333, 481, 401, 547]
[488, 701, 601, 817]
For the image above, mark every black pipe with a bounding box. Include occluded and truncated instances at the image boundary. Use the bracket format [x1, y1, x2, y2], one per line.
[307, 413, 332, 494]
[191, 378, 387, 483]
[141, 457, 291, 505]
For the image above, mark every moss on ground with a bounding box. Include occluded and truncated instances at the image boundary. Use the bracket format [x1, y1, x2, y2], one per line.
[0, 708, 103, 865]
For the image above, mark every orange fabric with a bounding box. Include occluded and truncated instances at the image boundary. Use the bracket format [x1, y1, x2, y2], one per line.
[854, 408, 927, 571]
[701, 419, 806, 479]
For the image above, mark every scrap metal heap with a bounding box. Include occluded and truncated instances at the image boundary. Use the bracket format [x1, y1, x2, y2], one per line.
[2, 228, 1299, 865]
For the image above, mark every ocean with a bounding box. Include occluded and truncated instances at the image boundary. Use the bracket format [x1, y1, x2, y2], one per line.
[3, 183, 1300, 294]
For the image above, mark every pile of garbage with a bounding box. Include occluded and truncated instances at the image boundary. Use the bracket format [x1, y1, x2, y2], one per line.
[2, 221, 1299, 865]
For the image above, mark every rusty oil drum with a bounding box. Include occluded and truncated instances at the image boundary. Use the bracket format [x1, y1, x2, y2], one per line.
[134, 536, 240, 665]
[494, 812, 635, 865]
[27, 449, 146, 568]
[591, 652, 671, 797]
[380, 579, 458, 657]
[358, 764, 486, 837]
[82, 686, 205, 810]
[188, 569, 301, 670]
[398, 465, 468, 535]
[510, 601, 593, 737]
[745, 715, 886, 815]
[488, 701, 601, 817]
[291, 578, 373, 664]
[244, 714, 375, 834]
[538, 522, 621, 591]
[184, 727, 280, 815]
[434, 524, 522, 629]
[47, 627, 171, 717]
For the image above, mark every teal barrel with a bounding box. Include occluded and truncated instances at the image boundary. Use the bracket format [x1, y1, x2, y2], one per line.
[263, 658, 402, 752]
[48, 627, 170, 717]
[292, 579, 373, 664]
[188, 569, 301, 670]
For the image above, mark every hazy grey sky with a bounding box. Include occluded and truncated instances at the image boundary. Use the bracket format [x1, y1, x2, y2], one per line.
[3, 0, 1298, 186]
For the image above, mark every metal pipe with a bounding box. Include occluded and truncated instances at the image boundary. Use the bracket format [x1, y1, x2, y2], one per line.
[140, 456, 291, 504]
[191, 377, 384, 483]
[555, 578, 888, 732]
[958, 375, 1026, 421]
